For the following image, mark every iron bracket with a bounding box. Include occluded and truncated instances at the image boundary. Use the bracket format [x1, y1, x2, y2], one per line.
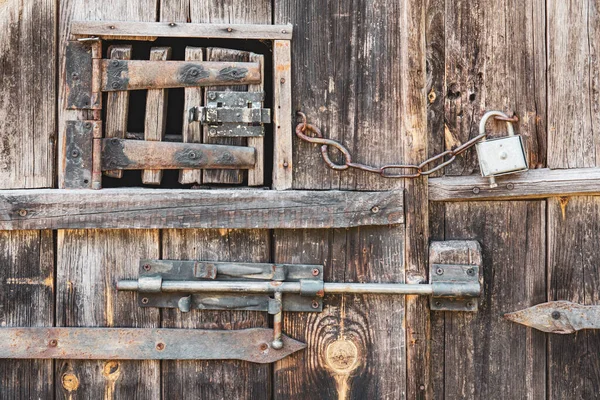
[430, 263, 481, 312]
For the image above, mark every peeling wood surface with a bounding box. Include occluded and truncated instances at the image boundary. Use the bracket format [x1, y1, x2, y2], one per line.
[547, 197, 600, 399]
[429, 167, 600, 201]
[505, 301, 600, 334]
[71, 20, 293, 40]
[430, 202, 546, 399]
[0, 188, 403, 230]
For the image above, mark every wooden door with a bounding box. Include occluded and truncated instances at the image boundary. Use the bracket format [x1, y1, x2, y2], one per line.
[1, 0, 599, 399]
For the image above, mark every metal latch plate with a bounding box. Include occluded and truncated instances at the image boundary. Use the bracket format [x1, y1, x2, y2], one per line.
[430, 263, 480, 312]
[191, 91, 271, 137]
[475, 135, 528, 177]
[138, 260, 323, 312]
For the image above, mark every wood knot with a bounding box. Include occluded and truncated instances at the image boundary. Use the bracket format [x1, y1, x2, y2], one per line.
[325, 339, 359, 374]
[102, 361, 121, 382]
[62, 373, 80, 392]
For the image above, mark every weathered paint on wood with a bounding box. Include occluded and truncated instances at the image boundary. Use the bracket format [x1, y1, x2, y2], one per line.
[429, 167, 600, 201]
[0, 188, 403, 230]
[101, 138, 256, 170]
[0, 231, 54, 398]
[547, 197, 600, 399]
[71, 20, 293, 40]
[431, 202, 546, 399]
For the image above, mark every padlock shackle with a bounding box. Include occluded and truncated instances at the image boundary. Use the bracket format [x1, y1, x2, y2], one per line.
[479, 110, 515, 137]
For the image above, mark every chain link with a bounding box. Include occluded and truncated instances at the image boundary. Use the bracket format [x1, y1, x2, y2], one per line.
[295, 111, 517, 178]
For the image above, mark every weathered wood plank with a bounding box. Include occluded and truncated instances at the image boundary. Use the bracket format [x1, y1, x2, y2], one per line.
[429, 167, 600, 201]
[247, 52, 265, 186]
[272, 40, 293, 190]
[179, 47, 204, 184]
[142, 47, 171, 184]
[0, 0, 55, 189]
[104, 45, 132, 179]
[0, 327, 304, 363]
[0, 231, 54, 398]
[101, 139, 256, 170]
[56, 229, 160, 399]
[102, 59, 261, 91]
[444, 0, 546, 176]
[547, 197, 600, 399]
[72, 20, 293, 40]
[202, 48, 250, 184]
[547, 1, 600, 168]
[0, 188, 403, 230]
[431, 201, 546, 399]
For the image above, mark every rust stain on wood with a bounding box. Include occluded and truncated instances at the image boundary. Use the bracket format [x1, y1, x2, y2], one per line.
[559, 196, 570, 220]
[103, 361, 122, 400]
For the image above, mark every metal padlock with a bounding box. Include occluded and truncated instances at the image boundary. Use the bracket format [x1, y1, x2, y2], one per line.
[475, 111, 528, 188]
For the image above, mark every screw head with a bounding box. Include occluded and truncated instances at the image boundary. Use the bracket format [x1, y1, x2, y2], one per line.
[209, 128, 217, 135]
[552, 311, 561, 320]
[466, 268, 475, 276]
[111, 59, 120, 67]
[259, 343, 269, 351]
[84, 122, 92, 129]
[111, 81, 121, 89]
[143, 264, 151, 271]
[312, 268, 320, 276]
[506, 183, 515, 190]
[189, 152, 197, 159]
[227, 27, 233, 32]
[18, 209, 27, 217]
[48, 339, 58, 347]
[283, 161, 289, 168]
[169, 22, 176, 27]
[371, 206, 380, 213]
[208, 92, 217, 100]
[141, 297, 149, 304]
[280, 78, 286, 84]
[156, 342, 165, 351]
[311, 300, 320, 309]
[472, 187, 481, 194]
[435, 301, 442, 307]
[71, 150, 79, 158]
[466, 301, 474, 308]
[436, 267, 444, 275]
[71, 72, 79, 80]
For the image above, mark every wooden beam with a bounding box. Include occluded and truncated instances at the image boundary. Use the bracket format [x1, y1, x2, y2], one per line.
[0, 188, 404, 230]
[71, 21, 293, 40]
[429, 167, 600, 201]
[272, 40, 293, 190]
[101, 60, 261, 91]
[101, 139, 256, 170]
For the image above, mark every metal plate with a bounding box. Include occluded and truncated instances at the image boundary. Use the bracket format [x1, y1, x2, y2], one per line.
[138, 260, 323, 312]
[430, 263, 480, 312]
[65, 41, 100, 109]
[64, 120, 97, 188]
[0, 327, 305, 363]
[476, 135, 528, 177]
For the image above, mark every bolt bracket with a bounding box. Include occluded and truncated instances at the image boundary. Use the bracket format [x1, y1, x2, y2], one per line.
[430, 263, 481, 312]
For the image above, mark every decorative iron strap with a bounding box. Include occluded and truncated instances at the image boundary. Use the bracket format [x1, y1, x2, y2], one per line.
[295, 111, 518, 178]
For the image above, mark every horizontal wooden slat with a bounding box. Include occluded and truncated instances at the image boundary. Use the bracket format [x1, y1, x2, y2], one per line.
[72, 21, 293, 40]
[102, 60, 261, 91]
[0, 189, 404, 230]
[429, 167, 600, 201]
[0, 327, 304, 363]
[101, 139, 256, 170]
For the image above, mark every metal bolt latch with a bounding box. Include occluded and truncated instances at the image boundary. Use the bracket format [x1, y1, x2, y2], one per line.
[475, 110, 528, 188]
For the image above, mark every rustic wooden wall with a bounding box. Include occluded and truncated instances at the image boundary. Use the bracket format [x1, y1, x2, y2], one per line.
[0, 0, 599, 399]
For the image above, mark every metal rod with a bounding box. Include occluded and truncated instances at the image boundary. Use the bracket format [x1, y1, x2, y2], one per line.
[271, 292, 283, 349]
[118, 280, 436, 295]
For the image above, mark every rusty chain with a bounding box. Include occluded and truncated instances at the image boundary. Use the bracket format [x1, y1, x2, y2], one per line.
[295, 111, 518, 178]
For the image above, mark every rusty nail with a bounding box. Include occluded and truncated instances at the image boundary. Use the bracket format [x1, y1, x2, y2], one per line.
[143, 264, 151, 271]
[311, 300, 320, 309]
[466, 268, 475, 276]
[109, 25, 116, 29]
[506, 183, 515, 190]
[552, 311, 561, 320]
[371, 206, 380, 213]
[435, 301, 442, 307]
[48, 339, 58, 347]
[18, 209, 27, 217]
[472, 187, 480, 194]
[156, 342, 165, 351]
[283, 161, 289, 168]
[141, 297, 149, 304]
[169, 22, 176, 27]
[259, 343, 269, 351]
[420, 385, 425, 391]
[312, 268, 320, 276]
[436, 267, 444, 275]
[281, 29, 287, 34]
[280, 78, 286, 84]
[227, 27, 233, 32]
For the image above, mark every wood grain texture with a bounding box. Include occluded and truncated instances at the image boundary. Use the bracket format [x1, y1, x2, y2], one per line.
[161, 229, 271, 399]
[104, 45, 132, 179]
[431, 201, 546, 399]
[247, 52, 265, 186]
[547, 1, 600, 168]
[56, 229, 160, 399]
[547, 197, 600, 399]
[0, 231, 54, 398]
[142, 47, 172, 184]
[179, 47, 204, 184]
[273, 228, 405, 399]
[0, 188, 403, 230]
[444, 0, 546, 175]
[0, 0, 55, 189]
[429, 167, 600, 201]
[160, 2, 273, 399]
[272, 40, 293, 190]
